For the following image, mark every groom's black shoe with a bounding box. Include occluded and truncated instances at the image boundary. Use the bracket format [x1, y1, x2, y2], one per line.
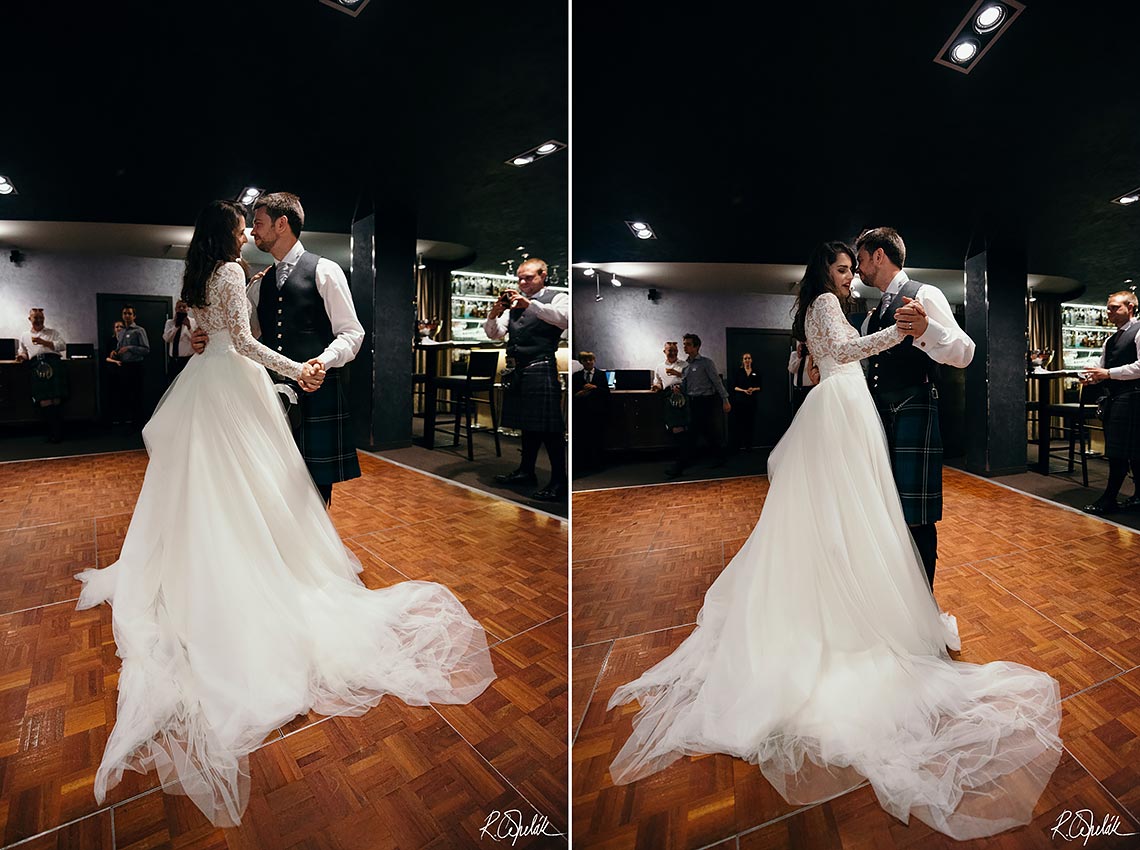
[494, 469, 538, 486]
[1121, 495, 1140, 511]
[531, 483, 566, 502]
[1083, 499, 1120, 516]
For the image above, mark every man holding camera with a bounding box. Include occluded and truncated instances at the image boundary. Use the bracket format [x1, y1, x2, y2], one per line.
[484, 258, 569, 502]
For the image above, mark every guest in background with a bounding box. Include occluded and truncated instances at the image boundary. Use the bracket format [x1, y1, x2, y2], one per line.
[788, 341, 819, 412]
[651, 340, 687, 392]
[572, 351, 610, 475]
[731, 352, 762, 450]
[485, 258, 569, 502]
[15, 307, 68, 443]
[665, 333, 730, 477]
[163, 299, 196, 384]
[1080, 290, 1140, 514]
[116, 305, 151, 430]
[104, 320, 126, 424]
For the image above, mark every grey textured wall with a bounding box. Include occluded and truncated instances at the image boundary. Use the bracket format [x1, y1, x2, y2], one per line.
[572, 285, 797, 372]
[0, 253, 183, 348]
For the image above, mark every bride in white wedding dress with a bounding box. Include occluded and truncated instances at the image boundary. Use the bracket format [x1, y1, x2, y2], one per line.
[76, 200, 495, 827]
[608, 241, 1062, 840]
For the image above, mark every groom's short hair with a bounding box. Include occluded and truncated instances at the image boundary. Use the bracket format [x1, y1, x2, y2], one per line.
[856, 227, 906, 268]
[255, 192, 305, 238]
[1109, 290, 1139, 315]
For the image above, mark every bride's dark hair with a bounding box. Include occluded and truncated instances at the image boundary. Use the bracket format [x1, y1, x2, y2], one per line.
[181, 200, 246, 308]
[791, 240, 856, 343]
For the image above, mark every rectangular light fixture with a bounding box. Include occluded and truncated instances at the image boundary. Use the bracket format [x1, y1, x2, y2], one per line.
[933, 0, 1025, 75]
[0, 175, 17, 195]
[625, 220, 656, 240]
[318, 0, 371, 16]
[1111, 187, 1140, 206]
[506, 139, 567, 167]
[236, 187, 263, 206]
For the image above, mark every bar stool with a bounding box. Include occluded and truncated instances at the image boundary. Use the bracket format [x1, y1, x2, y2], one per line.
[432, 350, 502, 460]
[1046, 383, 1101, 486]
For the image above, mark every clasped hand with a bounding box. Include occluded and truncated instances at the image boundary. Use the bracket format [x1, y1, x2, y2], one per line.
[893, 296, 928, 337]
[299, 360, 325, 392]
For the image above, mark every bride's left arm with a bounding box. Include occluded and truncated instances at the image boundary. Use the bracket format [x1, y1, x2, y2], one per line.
[808, 293, 903, 365]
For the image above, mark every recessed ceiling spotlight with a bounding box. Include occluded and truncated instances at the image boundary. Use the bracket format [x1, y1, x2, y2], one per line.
[516, 245, 525, 251]
[237, 186, 262, 205]
[611, 275, 622, 287]
[950, 39, 979, 64]
[1117, 194, 1140, 205]
[505, 140, 566, 167]
[318, 0, 371, 16]
[934, 0, 1024, 74]
[974, 3, 1006, 32]
[583, 267, 596, 277]
[625, 220, 657, 239]
[0, 175, 16, 195]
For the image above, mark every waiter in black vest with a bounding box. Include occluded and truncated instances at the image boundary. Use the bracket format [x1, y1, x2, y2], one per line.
[192, 192, 364, 506]
[484, 258, 569, 502]
[856, 227, 975, 589]
[1080, 290, 1140, 515]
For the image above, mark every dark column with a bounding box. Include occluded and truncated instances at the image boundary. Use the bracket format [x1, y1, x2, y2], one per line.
[964, 239, 1027, 476]
[350, 201, 416, 450]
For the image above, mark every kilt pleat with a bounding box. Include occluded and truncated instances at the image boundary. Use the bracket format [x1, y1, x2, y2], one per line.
[1104, 389, 1140, 460]
[296, 367, 361, 485]
[874, 386, 942, 525]
[502, 360, 564, 432]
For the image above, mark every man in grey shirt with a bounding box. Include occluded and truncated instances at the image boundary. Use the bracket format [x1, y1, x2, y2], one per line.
[116, 304, 151, 430]
[665, 333, 731, 477]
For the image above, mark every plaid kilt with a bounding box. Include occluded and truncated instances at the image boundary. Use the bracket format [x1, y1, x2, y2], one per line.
[874, 385, 942, 525]
[295, 367, 361, 486]
[502, 359, 564, 432]
[1103, 389, 1140, 460]
[30, 355, 69, 403]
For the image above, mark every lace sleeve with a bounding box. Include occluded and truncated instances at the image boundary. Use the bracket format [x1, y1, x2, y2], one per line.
[806, 293, 902, 364]
[215, 263, 306, 380]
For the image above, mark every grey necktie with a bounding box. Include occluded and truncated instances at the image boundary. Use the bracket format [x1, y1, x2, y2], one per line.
[878, 292, 893, 315]
[276, 262, 291, 289]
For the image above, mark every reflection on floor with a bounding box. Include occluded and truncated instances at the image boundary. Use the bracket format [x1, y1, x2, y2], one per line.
[572, 468, 1140, 849]
[0, 451, 567, 849]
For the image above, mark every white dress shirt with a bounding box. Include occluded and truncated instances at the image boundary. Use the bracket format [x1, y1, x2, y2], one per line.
[652, 358, 687, 390]
[787, 347, 817, 387]
[861, 270, 975, 368]
[162, 316, 198, 357]
[247, 240, 365, 369]
[18, 327, 65, 359]
[482, 288, 569, 340]
[1098, 317, 1140, 381]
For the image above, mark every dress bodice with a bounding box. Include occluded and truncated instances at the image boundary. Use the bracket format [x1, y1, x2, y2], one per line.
[190, 262, 304, 380]
[805, 293, 902, 381]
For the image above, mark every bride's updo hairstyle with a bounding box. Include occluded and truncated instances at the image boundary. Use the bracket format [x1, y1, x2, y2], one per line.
[181, 200, 246, 308]
[791, 240, 856, 343]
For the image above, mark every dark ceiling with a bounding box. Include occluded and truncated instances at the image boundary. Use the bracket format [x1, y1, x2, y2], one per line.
[573, 1, 1140, 305]
[1, 0, 567, 274]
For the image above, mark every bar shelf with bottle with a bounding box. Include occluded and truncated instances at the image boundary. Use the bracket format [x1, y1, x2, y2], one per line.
[1061, 302, 1110, 371]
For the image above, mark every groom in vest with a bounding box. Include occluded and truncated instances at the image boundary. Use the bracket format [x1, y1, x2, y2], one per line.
[192, 192, 364, 505]
[856, 227, 975, 588]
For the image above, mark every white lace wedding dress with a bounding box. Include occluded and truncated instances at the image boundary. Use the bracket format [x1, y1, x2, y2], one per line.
[76, 262, 495, 827]
[608, 293, 1062, 840]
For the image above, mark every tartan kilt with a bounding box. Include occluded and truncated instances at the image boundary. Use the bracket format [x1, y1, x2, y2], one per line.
[30, 356, 69, 403]
[1103, 389, 1140, 460]
[502, 359, 564, 432]
[874, 385, 943, 525]
[295, 367, 361, 486]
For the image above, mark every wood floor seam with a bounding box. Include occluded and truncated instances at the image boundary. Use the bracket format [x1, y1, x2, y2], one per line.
[574, 640, 614, 746]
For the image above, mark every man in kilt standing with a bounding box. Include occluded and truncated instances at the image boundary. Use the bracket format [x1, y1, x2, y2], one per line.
[192, 192, 364, 505]
[1079, 290, 1140, 515]
[856, 228, 975, 588]
[484, 258, 569, 502]
[16, 307, 68, 443]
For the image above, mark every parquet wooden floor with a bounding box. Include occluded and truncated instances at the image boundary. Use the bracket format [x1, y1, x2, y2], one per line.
[572, 469, 1140, 849]
[0, 450, 568, 849]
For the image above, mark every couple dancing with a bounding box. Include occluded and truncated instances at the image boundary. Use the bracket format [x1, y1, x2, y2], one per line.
[75, 197, 495, 826]
[609, 229, 1062, 840]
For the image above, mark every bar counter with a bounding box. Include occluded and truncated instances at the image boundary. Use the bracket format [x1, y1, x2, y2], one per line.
[0, 358, 99, 423]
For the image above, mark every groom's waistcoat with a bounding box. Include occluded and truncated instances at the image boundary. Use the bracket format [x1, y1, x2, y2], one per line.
[256, 252, 334, 365]
[865, 279, 939, 395]
[1105, 322, 1140, 394]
